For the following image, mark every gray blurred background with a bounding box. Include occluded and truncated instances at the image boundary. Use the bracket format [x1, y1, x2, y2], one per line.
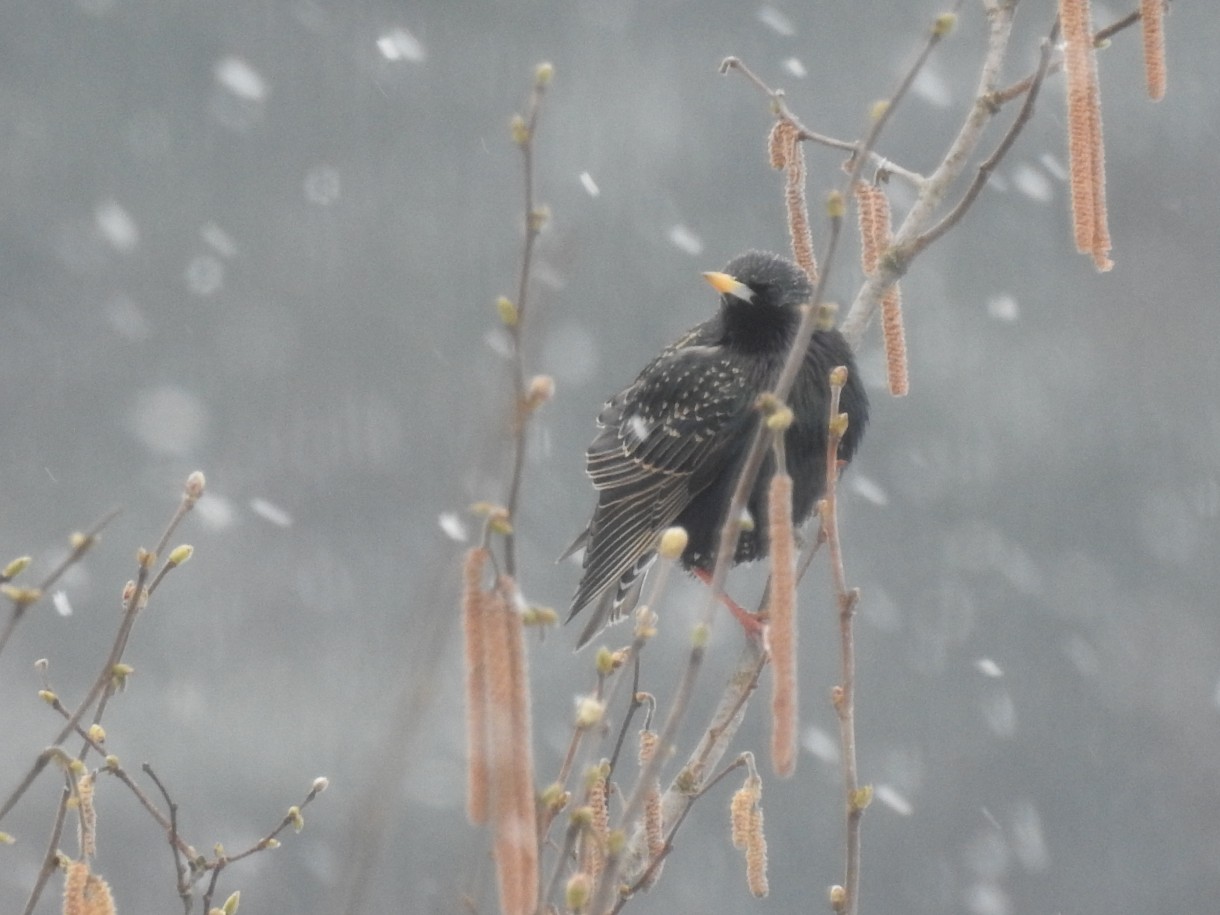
[1, 1, 1217, 913]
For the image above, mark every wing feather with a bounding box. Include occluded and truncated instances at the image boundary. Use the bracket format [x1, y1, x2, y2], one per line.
[567, 341, 756, 639]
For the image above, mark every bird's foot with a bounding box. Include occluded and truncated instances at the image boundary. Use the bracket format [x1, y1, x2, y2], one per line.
[693, 568, 766, 641]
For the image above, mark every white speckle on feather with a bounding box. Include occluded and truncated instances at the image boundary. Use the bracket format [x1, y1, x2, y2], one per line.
[627, 415, 651, 443]
[579, 171, 600, 197]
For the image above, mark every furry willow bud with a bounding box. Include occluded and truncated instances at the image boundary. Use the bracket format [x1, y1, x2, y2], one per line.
[765, 405, 794, 431]
[496, 296, 518, 327]
[528, 205, 550, 232]
[574, 695, 605, 729]
[167, 544, 194, 567]
[829, 884, 847, 911]
[2, 556, 31, 580]
[185, 470, 206, 500]
[658, 526, 688, 560]
[565, 872, 591, 911]
[525, 374, 555, 409]
[510, 113, 529, 146]
[1, 585, 41, 607]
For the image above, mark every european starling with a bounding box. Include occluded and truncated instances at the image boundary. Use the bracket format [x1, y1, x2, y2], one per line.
[564, 250, 868, 648]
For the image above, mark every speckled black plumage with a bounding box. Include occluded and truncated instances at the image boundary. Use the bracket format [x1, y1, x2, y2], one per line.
[565, 251, 868, 648]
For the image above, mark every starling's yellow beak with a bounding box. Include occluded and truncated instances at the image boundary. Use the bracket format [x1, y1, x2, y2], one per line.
[703, 271, 755, 302]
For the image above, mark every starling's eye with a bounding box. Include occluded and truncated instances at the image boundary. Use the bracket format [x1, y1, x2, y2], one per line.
[750, 283, 775, 303]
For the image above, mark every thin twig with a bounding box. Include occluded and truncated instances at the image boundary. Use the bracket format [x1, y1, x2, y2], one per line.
[605, 664, 645, 779]
[842, 2, 1152, 346]
[610, 754, 751, 913]
[720, 57, 926, 191]
[143, 763, 193, 911]
[199, 778, 328, 911]
[0, 479, 199, 826]
[992, 9, 1146, 105]
[912, 19, 1060, 256]
[19, 786, 70, 915]
[503, 65, 551, 577]
[91, 490, 199, 729]
[539, 814, 583, 912]
[631, 638, 768, 881]
[841, 0, 1018, 348]
[822, 370, 864, 915]
[39, 697, 195, 861]
[103, 763, 193, 858]
[0, 506, 121, 658]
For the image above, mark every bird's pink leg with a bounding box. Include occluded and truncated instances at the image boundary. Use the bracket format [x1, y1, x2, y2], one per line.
[692, 568, 766, 640]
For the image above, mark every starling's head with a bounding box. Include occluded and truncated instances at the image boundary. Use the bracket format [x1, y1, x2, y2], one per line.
[703, 251, 812, 312]
[703, 251, 812, 350]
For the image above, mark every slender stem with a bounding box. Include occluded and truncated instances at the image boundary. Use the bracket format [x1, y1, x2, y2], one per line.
[143, 763, 193, 910]
[841, 0, 1017, 347]
[841, 1, 1151, 347]
[0, 487, 196, 826]
[610, 755, 751, 913]
[587, 637, 706, 915]
[992, 9, 1146, 105]
[20, 786, 70, 915]
[90, 493, 198, 734]
[719, 57, 927, 190]
[0, 506, 121, 658]
[912, 19, 1060, 256]
[539, 816, 583, 912]
[650, 638, 767, 857]
[823, 375, 863, 915]
[503, 72, 549, 576]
